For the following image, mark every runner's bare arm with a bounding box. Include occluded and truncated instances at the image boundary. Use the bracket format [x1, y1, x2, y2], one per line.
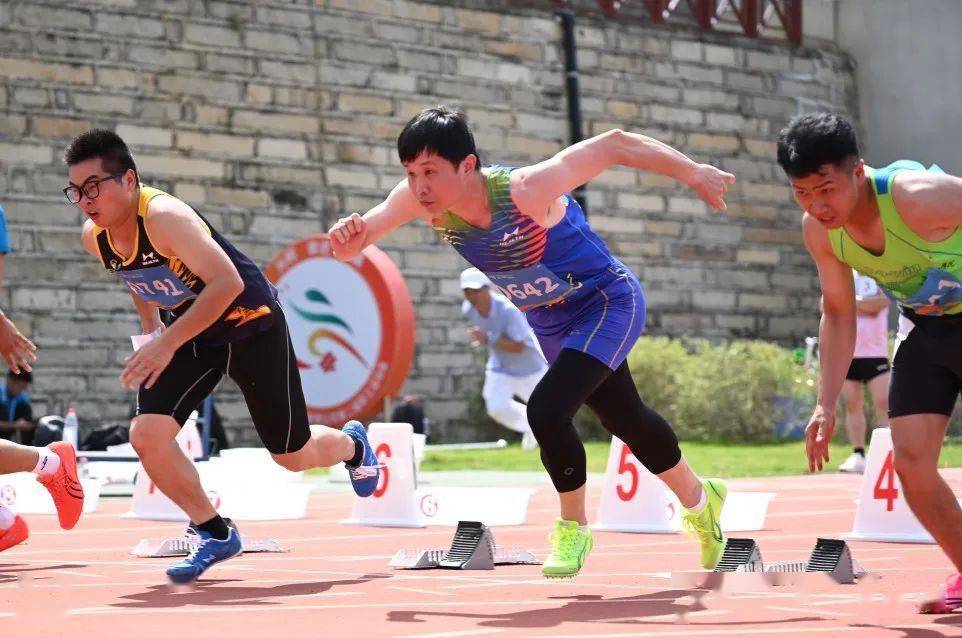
[329, 180, 420, 262]
[803, 213, 857, 471]
[804, 213, 857, 409]
[142, 198, 243, 351]
[509, 129, 735, 221]
[892, 170, 962, 229]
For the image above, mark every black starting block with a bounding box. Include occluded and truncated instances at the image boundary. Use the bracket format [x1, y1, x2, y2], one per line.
[714, 538, 765, 572]
[713, 537, 865, 584]
[805, 538, 866, 584]
[389, 520, 540, 570]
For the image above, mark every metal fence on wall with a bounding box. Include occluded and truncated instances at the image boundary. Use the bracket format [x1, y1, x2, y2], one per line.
[527, 0, 803, 45]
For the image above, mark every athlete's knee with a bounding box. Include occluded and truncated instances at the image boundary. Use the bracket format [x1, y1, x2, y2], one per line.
[129, 415, 178, 457]
[627, 405, 681, 474]
[526, 389, 574, 436]
[892, 445, 937, 482]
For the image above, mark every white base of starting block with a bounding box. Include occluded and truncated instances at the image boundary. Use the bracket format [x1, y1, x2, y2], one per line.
[594, 491, 775, 534]
[0, 472, 102, 515]
[343, 486, 534, 528]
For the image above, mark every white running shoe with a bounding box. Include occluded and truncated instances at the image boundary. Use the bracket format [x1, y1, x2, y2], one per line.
[521, 431, 539, 451]
[839, 452, 866, 474]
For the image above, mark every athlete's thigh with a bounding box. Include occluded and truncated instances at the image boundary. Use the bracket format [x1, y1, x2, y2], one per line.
[137, 342, 223, 426]
[889, 324, 960, 418]
[890, 412, 948, 467]
[583, 360, 645, 423]
[529, 347, 612, 419]
[227, 307, 310, 454]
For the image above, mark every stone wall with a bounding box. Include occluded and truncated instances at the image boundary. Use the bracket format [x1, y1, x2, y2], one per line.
[0, 0, 856, 442]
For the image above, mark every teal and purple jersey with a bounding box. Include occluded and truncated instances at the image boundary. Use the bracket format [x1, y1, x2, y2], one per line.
[432, 166, 646, 370]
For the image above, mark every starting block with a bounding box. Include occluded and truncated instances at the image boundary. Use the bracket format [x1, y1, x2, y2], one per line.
[713, 537, 865, 584]
[131, 518, 288, 557]
[389, 520, 540, 570]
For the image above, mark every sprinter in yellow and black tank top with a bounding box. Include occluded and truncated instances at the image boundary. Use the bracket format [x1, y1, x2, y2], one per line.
[65, 130, 382, 584]
[777, 113, 962, 613]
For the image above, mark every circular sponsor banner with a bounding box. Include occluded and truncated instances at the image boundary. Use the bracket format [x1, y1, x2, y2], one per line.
[265, 235, 415, 425]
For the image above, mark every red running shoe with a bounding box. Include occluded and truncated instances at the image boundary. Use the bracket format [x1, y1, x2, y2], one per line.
[0, 515, 28, 552]
[920, 573, 962, 614]
[36, 442, 84, 529]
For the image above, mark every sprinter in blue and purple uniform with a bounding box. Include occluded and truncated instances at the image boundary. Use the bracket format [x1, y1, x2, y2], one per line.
[329, 106, 735, 578]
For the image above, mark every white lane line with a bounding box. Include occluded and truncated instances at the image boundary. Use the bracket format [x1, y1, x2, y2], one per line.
[64, 596, 773, 616]
[397, 630, 503, 638]
[765, 605, 854, 617]
[388, 586, 455, 597]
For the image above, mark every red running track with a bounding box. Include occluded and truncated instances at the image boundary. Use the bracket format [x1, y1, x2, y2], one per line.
[3, 471, 962, 637]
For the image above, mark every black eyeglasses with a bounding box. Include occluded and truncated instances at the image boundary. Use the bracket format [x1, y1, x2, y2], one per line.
[63, 173, 124, 204]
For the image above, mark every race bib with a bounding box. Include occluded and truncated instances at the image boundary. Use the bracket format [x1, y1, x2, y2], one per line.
[115, 265, 197, 308]
[486, 264, 573, 310]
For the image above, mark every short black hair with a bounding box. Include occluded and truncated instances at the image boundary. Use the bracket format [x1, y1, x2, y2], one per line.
[776, 112, 859, 178]
[7, 369, 31, 384]
[64, 129, 138, 179]
[397, 105, 480, 169]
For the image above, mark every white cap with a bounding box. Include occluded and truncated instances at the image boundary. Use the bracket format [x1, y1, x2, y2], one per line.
[460, 267, 490, 290]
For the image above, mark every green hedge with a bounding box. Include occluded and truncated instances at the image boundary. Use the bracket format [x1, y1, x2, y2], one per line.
[465, 336, 816, 443]
[625, 337, 813, 442]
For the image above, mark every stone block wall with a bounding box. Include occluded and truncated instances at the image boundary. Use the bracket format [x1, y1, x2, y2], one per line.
[0, 0, 856, 441]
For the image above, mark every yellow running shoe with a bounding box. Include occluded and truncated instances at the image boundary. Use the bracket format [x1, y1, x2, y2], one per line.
[542, 518, 593, 579]
[681, 478, 727, 569]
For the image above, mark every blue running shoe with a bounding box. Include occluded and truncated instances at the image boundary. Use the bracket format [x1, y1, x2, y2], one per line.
[166, 527, 242, 584]
[342, 420, 382, 497]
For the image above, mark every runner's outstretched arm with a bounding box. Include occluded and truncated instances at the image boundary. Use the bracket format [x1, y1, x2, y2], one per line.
[329, 180, 419, 262]
[510, 129, 735, 219]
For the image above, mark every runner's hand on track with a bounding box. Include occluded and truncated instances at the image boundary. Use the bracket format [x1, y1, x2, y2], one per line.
[0, 312, 37, 373]
[686, 164, 735, 211]
[329, 213, 368, 260]
[805, 404, 835, 472]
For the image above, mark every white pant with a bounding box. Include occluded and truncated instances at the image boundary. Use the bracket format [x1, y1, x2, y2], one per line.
[483, 366, 547, 434]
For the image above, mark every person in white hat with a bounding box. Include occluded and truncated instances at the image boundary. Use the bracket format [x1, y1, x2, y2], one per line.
[460, 267, 546, 450]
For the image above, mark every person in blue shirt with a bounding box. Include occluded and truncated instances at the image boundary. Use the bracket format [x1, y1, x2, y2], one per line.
[461, 267, 546, 450]
[0, 204, 11, 287]
[0, 370, 33, 444]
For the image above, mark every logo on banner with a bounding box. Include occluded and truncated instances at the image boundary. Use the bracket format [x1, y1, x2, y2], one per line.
[265, 235, 415, 424]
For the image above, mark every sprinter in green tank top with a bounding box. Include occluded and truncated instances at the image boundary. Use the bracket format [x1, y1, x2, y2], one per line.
[777, 113, 962, 613]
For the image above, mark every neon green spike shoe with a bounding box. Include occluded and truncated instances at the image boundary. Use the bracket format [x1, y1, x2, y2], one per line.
[541, 518, 593, 579]
[681, 478, 728, 570]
